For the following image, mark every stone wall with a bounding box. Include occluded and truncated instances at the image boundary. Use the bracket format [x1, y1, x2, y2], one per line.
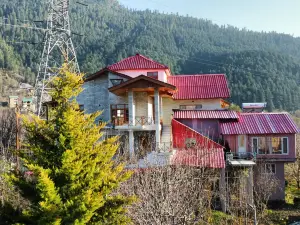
[77, 72, 128, 123]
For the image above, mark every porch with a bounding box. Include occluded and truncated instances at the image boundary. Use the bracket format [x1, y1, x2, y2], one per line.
[108, 75, 177, 156]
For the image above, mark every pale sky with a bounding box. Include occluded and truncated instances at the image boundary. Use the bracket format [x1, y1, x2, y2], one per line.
[119, 0, 300, 37]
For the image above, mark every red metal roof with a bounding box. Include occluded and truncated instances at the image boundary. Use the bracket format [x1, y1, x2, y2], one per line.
[171, 119, 225, 168]
[167, 74, 230, 100]
[220, 113, 299, 135]
[173, 110, 238, 119]
[107, 53, 169, 71]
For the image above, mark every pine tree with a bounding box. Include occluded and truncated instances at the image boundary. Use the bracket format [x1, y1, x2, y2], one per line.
[6, 65, 133, 224]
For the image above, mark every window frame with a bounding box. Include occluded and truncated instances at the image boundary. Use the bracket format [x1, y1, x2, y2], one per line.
[147, 71, 159, 79]
[252, 137, 269, 155]
[252, 137, 289, 155]
[111, 104, 129, 125]
[179, 105, 203, 110]
[263, 163, 276, 174]
[271, 137, 289, 155]
[110, 79, 123, 86]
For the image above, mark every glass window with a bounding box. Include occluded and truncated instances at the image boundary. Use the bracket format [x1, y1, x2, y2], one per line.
[253, 137, 288, 155]
[271, 137, 282, 154]
[147, 72, 158, 79]
[264, 163, 276, 174]
[283, 137, 288, 154]
[111, 104, 129, 125]
[239, 135, 245, 147]
[252, 138, 258, 153]
[253, 137, 268, 154]
[179, 105, 202, 110]
[271, 137, 288, 154]
[110, 79, 123, 86]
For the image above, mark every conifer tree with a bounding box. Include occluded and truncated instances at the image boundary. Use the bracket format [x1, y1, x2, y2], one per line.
[6, 65, 133, 224]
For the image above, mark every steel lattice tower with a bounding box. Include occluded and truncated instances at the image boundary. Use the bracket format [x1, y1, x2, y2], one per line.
[34, 0, 79, 116]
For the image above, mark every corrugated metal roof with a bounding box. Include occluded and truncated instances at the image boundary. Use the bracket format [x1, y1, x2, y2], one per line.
[173, 110, 238, 119]
[107, 53, 169, 71]
[167, 74, 230, 99]
[220, 113, 299, 135]
[171, 119, 225, 168]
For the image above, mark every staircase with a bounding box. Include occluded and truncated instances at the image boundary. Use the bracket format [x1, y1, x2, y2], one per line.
[160, 125, 172, 152]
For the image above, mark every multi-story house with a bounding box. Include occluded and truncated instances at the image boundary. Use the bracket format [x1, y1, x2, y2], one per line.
[77, 53, 299, 201]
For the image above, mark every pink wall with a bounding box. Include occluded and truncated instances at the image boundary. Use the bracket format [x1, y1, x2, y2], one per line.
[223, 134, 296, 161]
[254, 162, 285, 200]
[116, 69, 168, 82]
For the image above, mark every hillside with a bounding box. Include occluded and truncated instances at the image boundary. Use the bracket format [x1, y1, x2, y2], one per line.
[0, 0, 300, 110]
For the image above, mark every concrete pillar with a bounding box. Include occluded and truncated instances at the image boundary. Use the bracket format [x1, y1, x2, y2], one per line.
[247, 167, 254, 205]
[147, 96, 153, 122]
[129, 130, 135, 159]
[154, 88, 160, 146]
[220, 168, 227, 212]
[160, 96, 163, 119]
[128, 90, 135, 126]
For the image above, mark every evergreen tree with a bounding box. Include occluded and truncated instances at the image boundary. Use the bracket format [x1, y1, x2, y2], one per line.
[5, 65, 133, 224]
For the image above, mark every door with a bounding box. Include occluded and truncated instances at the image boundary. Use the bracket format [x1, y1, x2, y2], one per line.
[238, 135, 246, 153]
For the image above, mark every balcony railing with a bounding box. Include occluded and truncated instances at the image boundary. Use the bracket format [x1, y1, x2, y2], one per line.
[226, 152, 256, 161]
[129, 116, 155, 126]
[156, 142, 173, 153]
[113, 116, 155, 127]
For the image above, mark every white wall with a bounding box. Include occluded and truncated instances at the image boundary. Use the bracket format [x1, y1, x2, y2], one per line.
[162, 98, 222, 125]
[116, 69, 168, 82]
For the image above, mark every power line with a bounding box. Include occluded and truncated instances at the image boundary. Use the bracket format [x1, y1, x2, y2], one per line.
[0, 22, 47, 31]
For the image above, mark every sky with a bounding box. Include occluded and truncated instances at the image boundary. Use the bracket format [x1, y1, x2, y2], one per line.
[119, 0, 300, 37]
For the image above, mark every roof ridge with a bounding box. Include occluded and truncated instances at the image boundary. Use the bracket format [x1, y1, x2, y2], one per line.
[135, 53, 168, 67]
[107, 53, 169, 70]
[241, 112, 289, 115]
[170, 74, 225, 77]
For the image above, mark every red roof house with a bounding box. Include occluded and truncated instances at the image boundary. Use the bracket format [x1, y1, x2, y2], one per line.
[108, 53, 169, 71]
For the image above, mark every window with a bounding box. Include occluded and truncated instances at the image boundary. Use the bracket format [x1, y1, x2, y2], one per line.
[110, 79, 123, 86]
[111, 104, 129, 125]
[271, 137, 288, 154]
[252, 137, 268, 154]
[252, 137, 288, 155]
[179, 105, 202, 110]
[264, 163, 276, 174]
[147, 72, 158, 79]
[79, 104, 84, 112]
[239, 135, 245, 148]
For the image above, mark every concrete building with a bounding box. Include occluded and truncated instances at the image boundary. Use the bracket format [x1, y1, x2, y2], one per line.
[77, 53, 299, 201]
[9, 96, 19, 108]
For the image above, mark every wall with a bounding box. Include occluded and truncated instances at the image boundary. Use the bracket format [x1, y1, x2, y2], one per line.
[116, 69, 168, 82]
[254, 162, 285, 201]
[162, 98, 222, 125]
[135, 92, 149, 118]
[77, 72, 128, 123]
[177, 119, 220, 140]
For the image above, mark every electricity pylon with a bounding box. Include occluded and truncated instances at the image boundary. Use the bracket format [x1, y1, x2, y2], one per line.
[34, 0, 80, 117]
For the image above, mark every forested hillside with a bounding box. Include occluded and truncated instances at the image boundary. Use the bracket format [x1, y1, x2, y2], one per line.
[0, 0, 300, 111]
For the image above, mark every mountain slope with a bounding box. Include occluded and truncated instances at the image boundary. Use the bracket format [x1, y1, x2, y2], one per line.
[0, 0, 300, 110]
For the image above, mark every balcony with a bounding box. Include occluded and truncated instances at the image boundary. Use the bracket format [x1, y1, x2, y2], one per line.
[226, 152, 256, 167]
[114, 116, 158, 131]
